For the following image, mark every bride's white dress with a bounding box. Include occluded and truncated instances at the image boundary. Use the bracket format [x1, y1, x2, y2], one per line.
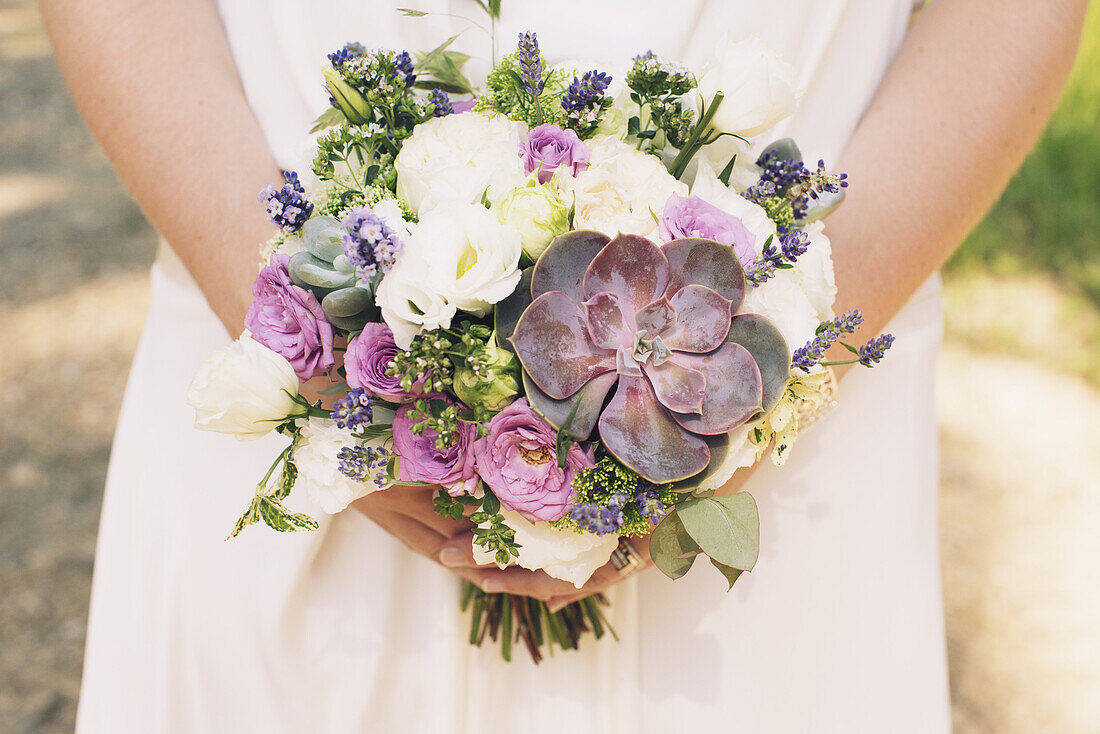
[77, 1, 950, 732]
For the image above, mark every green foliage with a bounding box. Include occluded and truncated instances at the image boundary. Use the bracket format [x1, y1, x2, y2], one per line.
[626, 51, 698, 151]
[470, 488, 522, 566]
[229, 442, 319, 538]
[474, 54, 568, 128]
[947, 3, 1100, 305]
[649, 493, 760, 588]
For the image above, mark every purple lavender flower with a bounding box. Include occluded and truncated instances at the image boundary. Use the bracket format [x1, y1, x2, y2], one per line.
[634, 486, 668, 525]
[746, 230, 815, 287]
[746, 152, 849, 219]
[429, 88, 453, 117]
[517, 32, 544, 96]
[791, 310, 866, 371]
[337, 445, 390, 488]
[328, 42, 366, 71]
[341, 207, 402, 280]
[858, 333, 895, 366]
[394, 50, 416, 86]
[331, 387, 374, 434]
[561, 70, 612, 114]
[258, 171, 313, 233]
[569, 494, 626, 536]
[780, 230, 810, 260]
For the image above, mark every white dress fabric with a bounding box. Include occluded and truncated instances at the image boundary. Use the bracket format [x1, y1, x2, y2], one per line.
[77, 1, 951, 732]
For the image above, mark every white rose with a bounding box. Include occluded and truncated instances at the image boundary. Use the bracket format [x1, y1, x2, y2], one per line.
[293, 412, 394, 514]
[569, 139, 687, 240]
[471, 510, 619, 588]
[187, 333, 301, 440]
[740, 271, 819, 352]
[493, 177, 571, 260]
[792, 221, 837, 322]
[395, 112, 528, 215]
[375, 252, 457, 351]
[696, 36, 798, 139]
[690, 161, 778, 255]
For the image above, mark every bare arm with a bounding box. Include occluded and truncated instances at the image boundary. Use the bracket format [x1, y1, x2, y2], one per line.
[39, 0, 279, 332]
[828, 0, 1087, 353]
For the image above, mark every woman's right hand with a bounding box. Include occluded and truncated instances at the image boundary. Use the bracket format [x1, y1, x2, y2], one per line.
[351, 486, 500, 591]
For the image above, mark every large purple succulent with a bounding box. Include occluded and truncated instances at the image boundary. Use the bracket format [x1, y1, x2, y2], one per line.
[510, 232, 782, 484]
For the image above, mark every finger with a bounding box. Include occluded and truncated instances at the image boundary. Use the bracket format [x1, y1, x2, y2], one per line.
[471, 567, 582, 601]
[367, 507, 449, 560]
[436, 531, 483, 569]
[357, 486, 472, 538]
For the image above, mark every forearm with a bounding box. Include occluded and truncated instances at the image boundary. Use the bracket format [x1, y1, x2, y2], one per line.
[827, 0, 1086, 368]
[39, 0, 281, 332]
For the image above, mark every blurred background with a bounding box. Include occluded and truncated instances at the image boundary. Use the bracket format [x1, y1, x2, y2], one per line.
[1, 1, 1098, 731]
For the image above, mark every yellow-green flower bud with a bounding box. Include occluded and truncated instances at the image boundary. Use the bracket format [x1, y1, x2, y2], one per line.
[453, 338, 521, 413]
[493, 177, 571, 261]
[322, 66, 371, 126]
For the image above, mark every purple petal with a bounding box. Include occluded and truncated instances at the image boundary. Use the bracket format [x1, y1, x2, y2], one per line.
[583, 234, 670, 311]
[584, 292, 635, 350]
[510, 291, 616, 400]
[531, 230, 610, 302]
[669, 343, 763, 435]
[661, 285, 732, 353]
[662, 238, 746, 311]
[644, 360, 706, 414]
[635, 297, 675, 336]
[522, 371, 617, 440]
[598, 375, 711, 483]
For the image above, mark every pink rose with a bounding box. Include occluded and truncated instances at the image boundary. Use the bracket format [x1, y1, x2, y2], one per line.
[392, 399, 478, 495]
[244, 253, 334, 381]
[472, 399, 594, 522]
[521, 124, 591, 184]
[345, 323, 423, 402]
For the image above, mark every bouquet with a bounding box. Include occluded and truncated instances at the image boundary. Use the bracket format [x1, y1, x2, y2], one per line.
[188, 27, 894, 662]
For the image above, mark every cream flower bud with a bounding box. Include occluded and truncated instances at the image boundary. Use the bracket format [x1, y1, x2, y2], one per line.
[187, 333, 301, 440]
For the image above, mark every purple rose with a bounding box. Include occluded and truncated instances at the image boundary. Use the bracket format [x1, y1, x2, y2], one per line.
[345, 323, 422, 402]
[659, 194, 757, 269]
[245, 253, 335, 381]
[521, 124, 591, 184]
[451, 98, 477, 114]
[392, 399, 478, 495]
[472, 399, 595, 522]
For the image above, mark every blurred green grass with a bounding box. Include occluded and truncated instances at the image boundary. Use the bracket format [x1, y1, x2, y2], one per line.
[946, 3, 1100, 304]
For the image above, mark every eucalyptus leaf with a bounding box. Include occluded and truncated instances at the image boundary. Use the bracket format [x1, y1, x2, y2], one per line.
[710, 558, 744, 590]
[676, 493, 760, 571]
[650, 511, 702, 580]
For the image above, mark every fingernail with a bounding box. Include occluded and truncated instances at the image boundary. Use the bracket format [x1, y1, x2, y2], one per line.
[439, 547, 464, 567]
[483, 579, 503, 594]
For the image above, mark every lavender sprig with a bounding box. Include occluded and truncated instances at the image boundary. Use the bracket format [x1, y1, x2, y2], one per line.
[258, 171, 313, 233]
[791, 310, 865, 371]
[857, 334, 896, 366]
[331, 387, 374, 434]
[429, 88, 453, 117]
[341, 208, 403, 280]
[337, 445, 389, 488]
[516, 32, 544, 96]
[394, 50, 416, 87]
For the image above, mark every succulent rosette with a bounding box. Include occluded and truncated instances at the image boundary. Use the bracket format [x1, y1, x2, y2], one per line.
[509, 232, 789, 484]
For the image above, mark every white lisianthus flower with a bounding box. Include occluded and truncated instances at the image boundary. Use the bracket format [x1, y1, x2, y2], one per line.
[568, 139, 687, 240]
[691, 161, 778, 255]
[493, 177, 571, 261]
[370, 198, 414, 242]
[791, 220, 837, 322]
[418, 203, 523, 315]
[696, 35, 799, 139]
[187, 333, 302, 440]
[375, 252, 457, 351]
[471, 510, 619, 588]
[293, 412, 394, 514]
[395, 112, 528, 215]
[376, 204, 522, 349]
